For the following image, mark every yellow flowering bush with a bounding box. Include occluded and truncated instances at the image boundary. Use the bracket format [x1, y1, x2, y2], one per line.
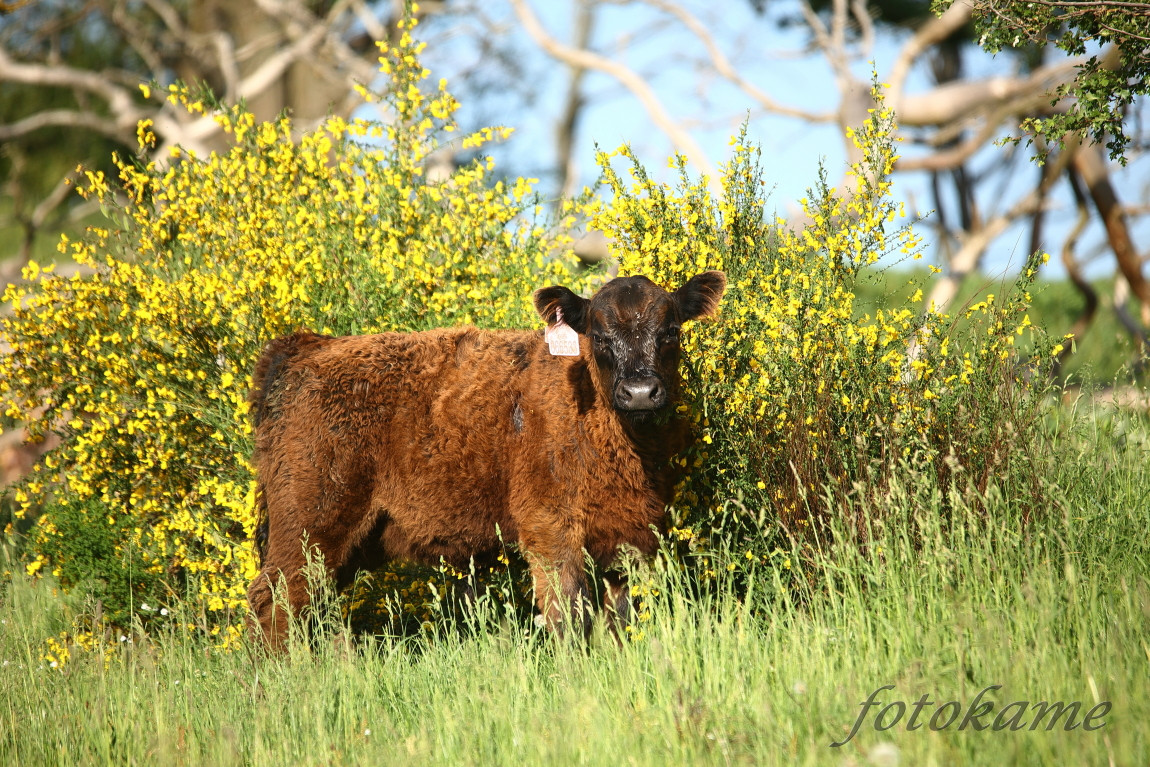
[594, 87, 1050, 563]
[1, 12, 594, 630]
[3, 5, 1051, 643]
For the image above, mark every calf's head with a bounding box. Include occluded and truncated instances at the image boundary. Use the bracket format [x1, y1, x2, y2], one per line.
[534, 271, 726, 418]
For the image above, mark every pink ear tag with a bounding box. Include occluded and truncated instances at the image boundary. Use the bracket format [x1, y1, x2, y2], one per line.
[546, 308, 581, 356]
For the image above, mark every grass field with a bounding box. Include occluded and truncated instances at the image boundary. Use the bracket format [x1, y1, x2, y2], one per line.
[2, 402, 1146, 766]
[852, 266, 1143, 388]
[3, 32, 1147, 763]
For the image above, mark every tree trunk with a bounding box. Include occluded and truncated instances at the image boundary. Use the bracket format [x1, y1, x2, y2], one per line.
[1071, 142, 1149, 335]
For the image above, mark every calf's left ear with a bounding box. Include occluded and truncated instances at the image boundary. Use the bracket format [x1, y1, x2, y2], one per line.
[674, 271, 727, 321]
[534, 285, 591, 333]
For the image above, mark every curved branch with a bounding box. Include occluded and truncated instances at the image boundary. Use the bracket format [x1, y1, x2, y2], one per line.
[111, 0, 167, 77]
[141, 0, 186, 36]
[509, 0, 717, 184]
[894, 83, 1063, 173]
[1072, 141, 1150, 333]
[800, 0, 850, 86]
[251, 0, 380, 96]
[1051, 168, 1098, 379]
[897, 56, 1081, 127]
[920, 146, 1074, 317]
[556, 0, 594, 200]
[830, 0, 848, 77]
[887, 2, 973, 113]
[0, 109, 128, 142]
[16, 170, 82, 265]
[236, 4, 341, 101]
[852, 0, 875, 60]
[0, 47, 140, 121]
[349, 0, 387, 44]
[637, 0, 834, 122]
[208, 31, 241, 104]
[897, 120, 1005, 173]
[1112, 277, 1150, 354]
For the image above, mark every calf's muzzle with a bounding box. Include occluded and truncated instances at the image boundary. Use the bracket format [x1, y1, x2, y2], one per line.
[614, 375, 666, 411]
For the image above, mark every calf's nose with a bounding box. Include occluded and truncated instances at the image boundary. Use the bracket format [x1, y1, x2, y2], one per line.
[616, 377, 666, 411]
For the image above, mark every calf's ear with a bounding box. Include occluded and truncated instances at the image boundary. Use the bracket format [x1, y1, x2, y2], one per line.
[674, 271, 727, 321]
[534, 286, 591, 333]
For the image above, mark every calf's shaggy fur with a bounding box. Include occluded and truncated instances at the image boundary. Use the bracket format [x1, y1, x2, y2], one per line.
[247, 271, 726, 645]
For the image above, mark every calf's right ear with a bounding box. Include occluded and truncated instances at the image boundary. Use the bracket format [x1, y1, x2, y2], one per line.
[534, 286, 590, 333]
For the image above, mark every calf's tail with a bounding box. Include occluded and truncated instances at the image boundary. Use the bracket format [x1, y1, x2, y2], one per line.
[250, 334, 302, 428]
[248, 331, 326, 564]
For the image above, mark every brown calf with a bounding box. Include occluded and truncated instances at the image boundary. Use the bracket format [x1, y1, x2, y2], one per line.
[247, 271, 726, 644]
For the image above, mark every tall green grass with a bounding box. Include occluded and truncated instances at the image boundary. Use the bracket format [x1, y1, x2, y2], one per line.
[2, 406, 1146, 766]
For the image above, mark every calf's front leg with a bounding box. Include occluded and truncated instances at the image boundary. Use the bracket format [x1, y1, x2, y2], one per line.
[519, 514, 593, 640]
[601, 570, 633, 638]
[528, 555, 592, 640]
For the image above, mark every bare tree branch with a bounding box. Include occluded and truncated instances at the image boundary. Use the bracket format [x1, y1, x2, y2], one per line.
[0, 47, 141, 122]
[16, 171, 81, 265]
[634, 0, 834, 122]
[0, 148, 80, 283]
[831, 0, 848, 76]
[141, 0, 185, 36]
[888, 2, 974, 113]
[0, 0, 396, 161]
[508, 0, 718, 185]
[800, 0, 851, 88]
[898, 56, 1081, 127]
[921, 145, 1074, 317]
[1072, 141, 1150, 333]
[349, 0, 388, 46]
[0, 110, 127, 142]
[241, 0, 348, 100]
[1051, 167, 1098, 379]
[895, 81, 1065, 173]
[209, 31, 242, 104]
[851, 0, 875, 60]
[1112, 276, 1150, 354]
[899, 118, 1007, 173]
[111, 0, 166, 77]
[556, 0, 595, 200]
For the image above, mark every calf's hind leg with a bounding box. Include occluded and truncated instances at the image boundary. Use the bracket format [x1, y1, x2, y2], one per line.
[247, 556, 311, 650]
[247, 505, 387, 649]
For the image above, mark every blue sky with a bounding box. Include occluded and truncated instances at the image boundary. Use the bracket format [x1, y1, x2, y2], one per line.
[413, 0, 1149, 281]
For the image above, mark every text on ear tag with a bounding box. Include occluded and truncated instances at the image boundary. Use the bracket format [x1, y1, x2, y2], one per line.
[546, 307, 580, 356]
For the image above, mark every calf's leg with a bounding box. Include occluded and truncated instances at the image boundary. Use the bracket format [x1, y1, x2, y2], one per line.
[529, 556, 591, 640]
[247, 560, 310, 650]
[601, 570, 633, 644]
[248, 507, 387, 649]
[520, 521, 593, 640]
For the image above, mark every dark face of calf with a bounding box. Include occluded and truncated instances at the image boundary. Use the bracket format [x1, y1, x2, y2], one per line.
[534, 271, 727, 418]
